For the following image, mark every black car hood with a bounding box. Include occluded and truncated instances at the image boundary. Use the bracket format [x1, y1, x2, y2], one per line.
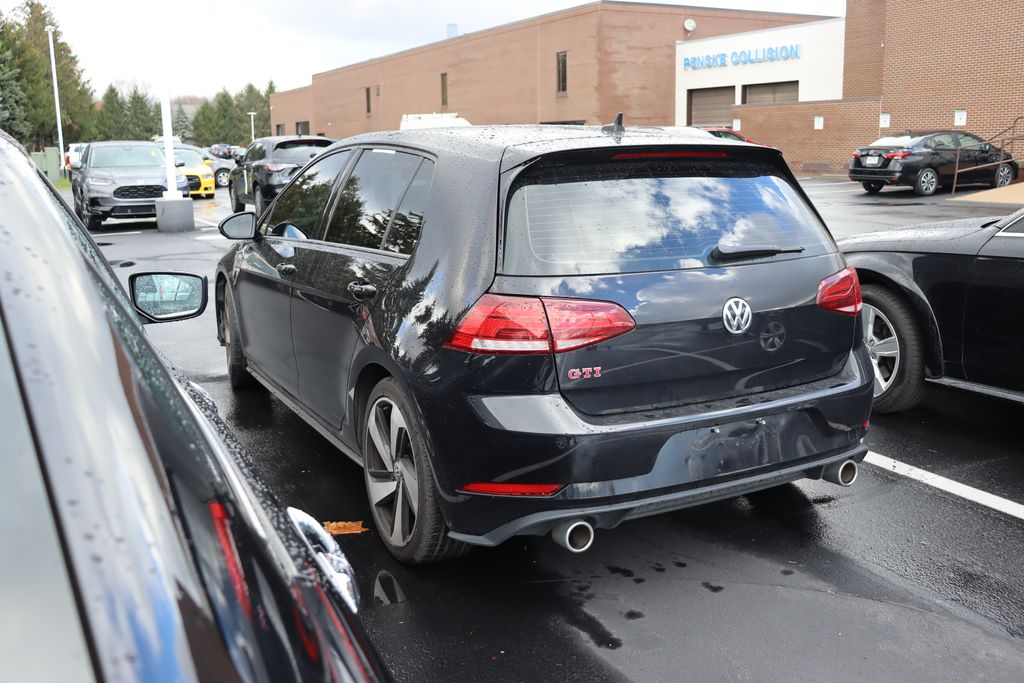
[838, 217, 1000, 256]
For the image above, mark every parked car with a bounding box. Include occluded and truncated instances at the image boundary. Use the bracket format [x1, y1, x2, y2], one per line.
[65, 141, 86, 174]
[178, 143, 236, 187]
[70, 140, 189, 229]
[840, 210, 1024, 412]
[209, 142, 234, 159]
[214, 125, 874, 564]
[228, 135, 333, 216]
[174, 147, 216, 198]
[698, 126, 759, 144]
[849, 131, 1017, 196]
[0, 130, 388, 683]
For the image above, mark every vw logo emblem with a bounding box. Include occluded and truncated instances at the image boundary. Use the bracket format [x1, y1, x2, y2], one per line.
[723, 297, 752, 335]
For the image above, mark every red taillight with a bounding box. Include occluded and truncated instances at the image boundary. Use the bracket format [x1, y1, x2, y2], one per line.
[209, 500, 252, 619]
[851, 152, 861, 158]
[884, 150, 910, 159]
[460, 482, 565, 496]
[817, 267, 862, 316]
[444, 294, 635, 355]
[612, 151, 727, 160]
[263, 163, 293, 172]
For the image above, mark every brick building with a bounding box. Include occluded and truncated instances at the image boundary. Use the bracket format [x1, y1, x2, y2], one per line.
[270, 0, 1024, 176]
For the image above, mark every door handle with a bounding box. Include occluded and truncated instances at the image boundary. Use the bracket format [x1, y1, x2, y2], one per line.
[276, 263, 297, 276]
[347, 281, 377, 298]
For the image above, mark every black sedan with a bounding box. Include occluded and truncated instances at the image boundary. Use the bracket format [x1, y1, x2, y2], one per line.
[840, 210, 1024, 412]
[229, 135, 333, 216]
[214, 125, 873, 564]
[848, 131, 1017, 196]
[0, 131, 387, 682]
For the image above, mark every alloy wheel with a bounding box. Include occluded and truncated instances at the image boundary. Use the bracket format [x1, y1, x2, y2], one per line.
[997, 165, 1013, 187]
[216, 169, 230, 187]
[365, 397, 419, 548]
[919, 170, 937, 194]
[862, 303, 900, 397]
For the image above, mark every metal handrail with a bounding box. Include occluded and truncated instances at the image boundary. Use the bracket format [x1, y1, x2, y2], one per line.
[951, 116, 1024, 196]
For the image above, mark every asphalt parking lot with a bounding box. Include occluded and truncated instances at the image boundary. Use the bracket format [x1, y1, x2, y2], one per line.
[68, 180, 1024, 681]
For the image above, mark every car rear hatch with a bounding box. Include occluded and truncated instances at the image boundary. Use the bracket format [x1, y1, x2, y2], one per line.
[494, 146, 860, 416]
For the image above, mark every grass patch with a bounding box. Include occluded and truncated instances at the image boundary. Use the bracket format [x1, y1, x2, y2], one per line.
[52, 177, 72, 190]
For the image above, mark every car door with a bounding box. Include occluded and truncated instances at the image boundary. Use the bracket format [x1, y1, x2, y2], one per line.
[955, 133, 987, 183]
[962, 218, 1024, 391]
[289, 147, 432, 428]
[233, 151, 348, 395]
[925, 133, 958, 181]
[234, 143, 263, 203]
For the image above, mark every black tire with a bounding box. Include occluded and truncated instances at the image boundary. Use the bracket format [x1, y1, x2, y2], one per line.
[861, 284, 926, 413]
[229, 182, 244, 212]
[862, 181, 883, 194]
[215, 169, 230, 188]
[223, 292, 258, 390]
[992, 163, 1014, 188]
[362, 377, 469, 564]
[913, 168, 939, 196]
[254, 186, 266, 218]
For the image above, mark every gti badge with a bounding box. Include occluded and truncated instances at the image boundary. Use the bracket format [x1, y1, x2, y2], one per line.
[723, 297, 752, 335]
[567, 367, 602, 380]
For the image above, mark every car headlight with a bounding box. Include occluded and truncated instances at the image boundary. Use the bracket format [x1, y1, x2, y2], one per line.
[175, 174, 186, 184]
[201, 172, 213, 180]
[86, 176, 113, 186]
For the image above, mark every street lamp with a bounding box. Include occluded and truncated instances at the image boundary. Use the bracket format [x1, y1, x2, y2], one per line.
[44, 25, 64, 178]
[247, 111, 256, 141]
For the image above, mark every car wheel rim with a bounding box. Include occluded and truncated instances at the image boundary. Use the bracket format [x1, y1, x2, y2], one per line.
[998, 166, 1012, 186]
[216, 171, 229, 187]
[862, 303, 900, 398]
[921, 171, 936, 193]
[365, 397, 418, 548]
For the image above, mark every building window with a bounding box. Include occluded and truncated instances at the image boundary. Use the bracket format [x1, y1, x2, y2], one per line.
[295, 121, 310, 135]
[441, 72, 448, 108]
[365, 87, 372, 115]
[556, 52, 567, 94]
[275, 123, 285, 135]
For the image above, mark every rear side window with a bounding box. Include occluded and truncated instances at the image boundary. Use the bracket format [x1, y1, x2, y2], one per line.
[503, 157, 833, 276]
[324, 149, 420, 249]
[273, 139, 332, 163]
[383, 159, 433, 254]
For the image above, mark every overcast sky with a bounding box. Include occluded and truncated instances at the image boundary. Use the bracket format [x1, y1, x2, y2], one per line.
[2, 0, 845, 99]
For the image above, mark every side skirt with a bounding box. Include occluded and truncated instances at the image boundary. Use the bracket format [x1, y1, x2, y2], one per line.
[927, 376, 1024, 404]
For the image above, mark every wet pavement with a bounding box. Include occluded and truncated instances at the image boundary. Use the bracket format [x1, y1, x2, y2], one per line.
[70, 180, 1024, 681]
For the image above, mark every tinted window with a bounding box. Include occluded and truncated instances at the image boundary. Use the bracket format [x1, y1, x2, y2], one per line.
[324, 149, 420, 249]
[383, 160, 433, 255]
[926, 134, 956, 150]
[89, 145, 164, 168]
[958, 134, 984, 148]
[273, 140, 331, 163]
[262, 150, 351, 239]
[504, 158, 833, 276]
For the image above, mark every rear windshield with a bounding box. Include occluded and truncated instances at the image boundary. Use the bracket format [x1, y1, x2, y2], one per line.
[274, 140, 332, 163]
[503, 158, 833, 276]
[868, 135, 923, 147]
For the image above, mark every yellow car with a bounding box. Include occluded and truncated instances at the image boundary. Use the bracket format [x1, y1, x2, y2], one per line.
[174, 148, 216, 199]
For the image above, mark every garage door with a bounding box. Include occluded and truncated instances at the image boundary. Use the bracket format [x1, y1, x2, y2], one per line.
[688, 86, 735, 126]
[743, 81, 799, 105]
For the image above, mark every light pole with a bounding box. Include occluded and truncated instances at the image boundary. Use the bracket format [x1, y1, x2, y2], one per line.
[247, 111, 256, 142]
[44, 25, 65, 178]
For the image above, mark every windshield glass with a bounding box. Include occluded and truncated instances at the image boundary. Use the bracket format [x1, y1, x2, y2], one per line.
[504, 158, 833, 276]
[90, 145, 164, 168]
[174, 149, 205, 166]
[274, 140, 331, 163]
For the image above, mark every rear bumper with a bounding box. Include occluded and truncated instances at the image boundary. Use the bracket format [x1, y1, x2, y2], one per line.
[424, 346, 874, 546]
[848, 169, 905, 185]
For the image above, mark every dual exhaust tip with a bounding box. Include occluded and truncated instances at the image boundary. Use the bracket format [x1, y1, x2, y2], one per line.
[548, 460, 858, 553]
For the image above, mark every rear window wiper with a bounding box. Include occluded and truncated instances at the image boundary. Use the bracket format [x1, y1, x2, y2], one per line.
[710, 243, 805, 262]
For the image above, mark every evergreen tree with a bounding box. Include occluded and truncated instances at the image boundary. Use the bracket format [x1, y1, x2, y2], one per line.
[0, 47, 31, 140]
[191, 100, 217, 146]
[124, 85, 159, 140]
[3, 2, 95, 148]
[172, 102, 194, 142]
[92, 85, 127, 140]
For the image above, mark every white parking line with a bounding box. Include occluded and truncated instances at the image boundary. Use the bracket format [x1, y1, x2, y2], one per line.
[802, 188, 866, 195]
[194, 217, 219, 227]
[195, 234, 225, 241]
[864, 451, 1024, 521]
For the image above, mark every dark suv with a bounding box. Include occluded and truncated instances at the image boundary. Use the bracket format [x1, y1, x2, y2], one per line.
[228, 135, 333, 216]
[215, 125, 874, 564]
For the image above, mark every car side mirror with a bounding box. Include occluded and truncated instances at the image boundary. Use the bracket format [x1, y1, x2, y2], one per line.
[129, 272, 208, 323]
[69, 160, 81, 170]
[233, 153, 243, 164]
[219, 211, 258, 240]
[174, 160, 186, 167]
[203, 159, 213, 166]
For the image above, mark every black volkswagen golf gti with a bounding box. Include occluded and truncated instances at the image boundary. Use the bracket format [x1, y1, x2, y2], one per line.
[215, 125, 874, 563]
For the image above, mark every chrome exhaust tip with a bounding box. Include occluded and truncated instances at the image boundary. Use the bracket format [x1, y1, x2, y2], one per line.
[822, 459, 858, 487]
[551, 519, 595, 553]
